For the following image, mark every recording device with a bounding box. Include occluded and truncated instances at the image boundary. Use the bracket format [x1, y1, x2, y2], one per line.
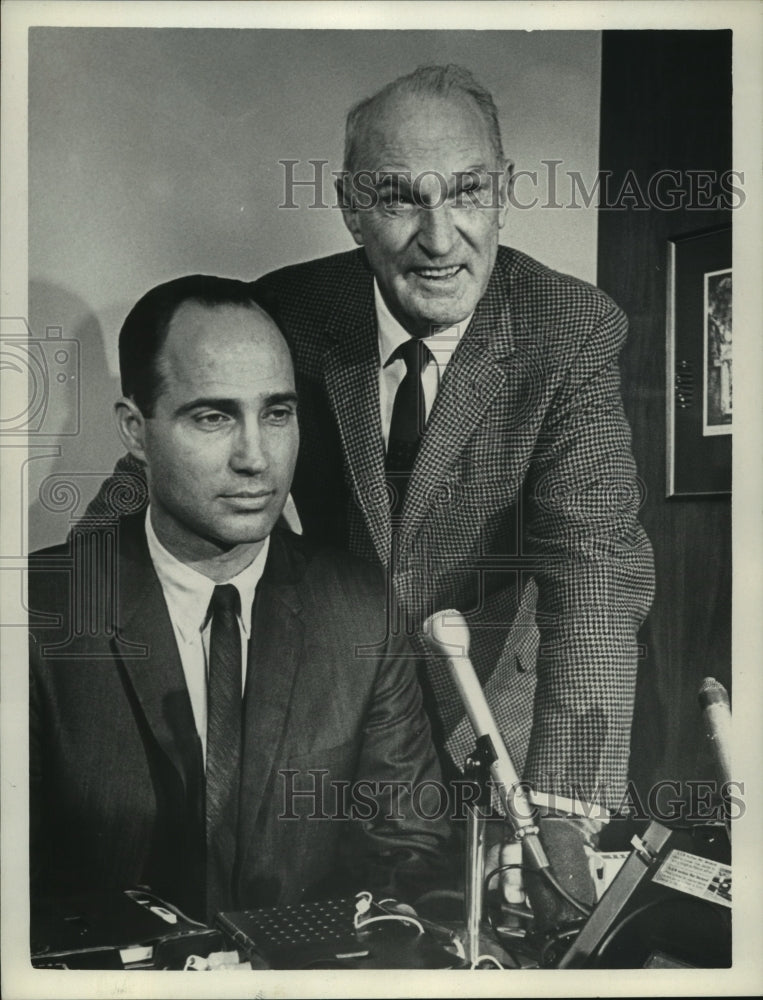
[557, 678, 734, 968]
[216, 896, 458, 969]
[558, 820, 731, 968]
[217, 897, 371, 968]
[30, 888, 223, 969]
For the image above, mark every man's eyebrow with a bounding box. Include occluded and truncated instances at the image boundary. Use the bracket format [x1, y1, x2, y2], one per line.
[454, 164, 492, 181]
[375, 171, 413, 188]
[374, 166, 493, 192]
[172, 391, 298, 417]
[263, 392, 298, 407]
[172, 397, 240, 417]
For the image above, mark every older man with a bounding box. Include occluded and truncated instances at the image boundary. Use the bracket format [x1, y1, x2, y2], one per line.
[90, 65, 654, 815]
[30, 276, 449, 927]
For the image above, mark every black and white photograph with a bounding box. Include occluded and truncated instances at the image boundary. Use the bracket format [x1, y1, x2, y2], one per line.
[666, 225, 733, 496]
[705, 268, 733, 435]
[1, 2, 761, 998]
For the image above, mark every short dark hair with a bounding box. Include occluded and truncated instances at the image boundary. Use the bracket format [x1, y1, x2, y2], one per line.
[343, 64, 505, 177]
[118, 274, 261, 416]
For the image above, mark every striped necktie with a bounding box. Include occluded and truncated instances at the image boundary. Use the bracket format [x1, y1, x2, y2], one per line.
[205, 583, 242, 918]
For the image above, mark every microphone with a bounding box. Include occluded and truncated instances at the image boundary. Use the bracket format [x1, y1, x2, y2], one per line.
[423, 609, 549, 871]
[698, 677, 732, 785]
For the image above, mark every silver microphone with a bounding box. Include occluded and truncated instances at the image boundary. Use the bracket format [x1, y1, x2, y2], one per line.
[698, 677, 732, 786]
[424, 609, 549, 871]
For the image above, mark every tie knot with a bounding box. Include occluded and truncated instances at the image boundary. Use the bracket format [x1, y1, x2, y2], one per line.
[390, 338, 431, 376]
[209, 583, 241, 620]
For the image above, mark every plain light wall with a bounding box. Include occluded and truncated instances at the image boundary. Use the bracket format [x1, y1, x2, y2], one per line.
[28, 28, 602, 549]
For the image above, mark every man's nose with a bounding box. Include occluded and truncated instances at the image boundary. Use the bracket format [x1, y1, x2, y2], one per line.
[416, 202, 458, 257]
[230, 420, 268, 473]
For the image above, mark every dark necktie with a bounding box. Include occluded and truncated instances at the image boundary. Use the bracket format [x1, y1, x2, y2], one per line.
[205, 583, 242, 918]
[385, 338, 432, 519]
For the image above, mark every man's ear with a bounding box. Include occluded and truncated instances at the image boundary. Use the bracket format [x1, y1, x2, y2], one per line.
[497, 159, 514, 229]
[114, 397, 148, 464]
[335, 174, 365, 246]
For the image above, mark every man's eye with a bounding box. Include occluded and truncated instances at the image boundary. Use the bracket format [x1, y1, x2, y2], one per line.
[380, 190, 415, 210]
[194, 412, 230, 428]
[264, 407, 295, 425]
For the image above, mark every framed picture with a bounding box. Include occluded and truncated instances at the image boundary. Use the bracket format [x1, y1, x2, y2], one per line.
[666, 226, 732, 497]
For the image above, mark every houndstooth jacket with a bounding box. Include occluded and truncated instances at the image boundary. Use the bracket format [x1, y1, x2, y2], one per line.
[250, 246, 654, 811]
[92, 246, 654, 811]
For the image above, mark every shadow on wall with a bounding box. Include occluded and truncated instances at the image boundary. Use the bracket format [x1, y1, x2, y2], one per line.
[26, 280, 123, 552]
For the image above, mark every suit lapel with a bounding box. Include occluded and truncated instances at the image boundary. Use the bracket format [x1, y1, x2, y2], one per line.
[322, 266, 391, 566]
[318, 252, 524, 556]
[110, 515, 202, 797]
[236, 531, 304, 877]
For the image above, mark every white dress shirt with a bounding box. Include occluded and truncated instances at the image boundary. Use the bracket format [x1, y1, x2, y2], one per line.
[145, 509, 269, 760]
[374, 279, 474, 447]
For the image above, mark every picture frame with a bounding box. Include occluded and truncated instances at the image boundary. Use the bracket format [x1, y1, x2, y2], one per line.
[666, 226, 732, 498]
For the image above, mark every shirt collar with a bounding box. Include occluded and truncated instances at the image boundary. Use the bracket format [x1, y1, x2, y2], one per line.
[373, 278, 473, 370]
[145, 507, 269, 644]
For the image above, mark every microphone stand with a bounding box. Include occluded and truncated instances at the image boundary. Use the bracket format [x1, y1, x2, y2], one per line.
[463, 736, 495, 967]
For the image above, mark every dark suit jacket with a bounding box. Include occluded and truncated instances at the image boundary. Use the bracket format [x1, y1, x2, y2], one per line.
[87, 245, 655, 812]
[29, 516, 449, 919]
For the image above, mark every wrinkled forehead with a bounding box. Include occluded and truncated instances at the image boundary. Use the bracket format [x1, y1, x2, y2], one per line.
[355, 91, 497, 171]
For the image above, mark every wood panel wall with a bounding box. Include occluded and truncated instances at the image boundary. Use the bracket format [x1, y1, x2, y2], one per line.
[597, 31, 732, 805]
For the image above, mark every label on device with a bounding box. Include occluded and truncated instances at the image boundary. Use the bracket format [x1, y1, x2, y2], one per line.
[652, 849, 731, 908]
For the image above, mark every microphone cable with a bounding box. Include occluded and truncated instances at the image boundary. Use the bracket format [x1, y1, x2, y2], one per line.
[539, 867, 593, 917]
[484, 859, 593, 918]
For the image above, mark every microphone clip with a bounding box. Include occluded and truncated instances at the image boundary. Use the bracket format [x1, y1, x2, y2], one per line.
[464, 735, 498, 810]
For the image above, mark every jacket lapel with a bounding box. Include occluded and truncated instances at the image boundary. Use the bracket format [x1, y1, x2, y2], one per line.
[236, 530, 304, 878]
[110, 515, 203, 798]
[318, 252, 524, 557]
[322, 268, 391, 565]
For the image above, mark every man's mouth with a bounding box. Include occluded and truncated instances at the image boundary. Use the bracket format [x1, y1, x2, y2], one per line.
[412, 265, 463, 280]
[225, 491, 273, 499]
[221, 490, 274, 509]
